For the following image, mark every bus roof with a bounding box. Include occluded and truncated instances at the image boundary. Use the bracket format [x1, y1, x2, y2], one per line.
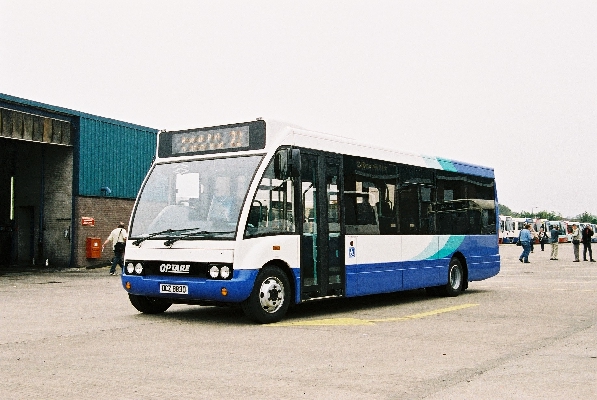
[268, 120, 495, 179]
[158, 119, 495, 179]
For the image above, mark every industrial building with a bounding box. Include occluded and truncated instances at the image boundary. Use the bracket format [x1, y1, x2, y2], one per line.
[0, 93, 157, 270]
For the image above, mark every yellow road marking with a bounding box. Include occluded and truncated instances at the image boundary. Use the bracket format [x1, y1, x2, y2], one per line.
[368, 303, 479, 322]
[274, 317, 376, 326]
[272, 303, 479, 327]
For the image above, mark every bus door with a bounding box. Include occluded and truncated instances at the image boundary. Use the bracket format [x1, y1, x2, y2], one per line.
[299, 152, 344, 299]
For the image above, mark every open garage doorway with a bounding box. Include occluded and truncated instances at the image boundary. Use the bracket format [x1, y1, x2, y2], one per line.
[0, 134, 73, 270]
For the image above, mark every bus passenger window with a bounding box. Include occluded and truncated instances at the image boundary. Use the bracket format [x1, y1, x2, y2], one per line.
[343, 155, 399, 235]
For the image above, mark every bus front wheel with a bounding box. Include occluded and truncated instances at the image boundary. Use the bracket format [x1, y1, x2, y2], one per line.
[242, 265, 290, 324]
[128, 294, 172, 314]
[440, 258, 464, 297]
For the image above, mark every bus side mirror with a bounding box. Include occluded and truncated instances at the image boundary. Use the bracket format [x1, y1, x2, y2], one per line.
[274, 149, 301, 179]
[274, 150, 289, 179]
[289, 149, 301, 177]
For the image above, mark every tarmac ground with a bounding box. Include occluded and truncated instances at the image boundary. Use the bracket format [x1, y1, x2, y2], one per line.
[0, 243, 596, 399]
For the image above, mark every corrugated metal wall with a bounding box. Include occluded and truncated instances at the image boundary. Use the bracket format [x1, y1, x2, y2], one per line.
[78, 117, 157, 199]
[0, 92, 158, 200]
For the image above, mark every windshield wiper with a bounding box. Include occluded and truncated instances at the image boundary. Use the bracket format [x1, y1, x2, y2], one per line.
[163, 231, 235, 247]
[132, 228, 205, 246]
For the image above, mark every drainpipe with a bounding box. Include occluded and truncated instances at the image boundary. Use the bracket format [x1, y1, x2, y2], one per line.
[38, 145, 45, 266]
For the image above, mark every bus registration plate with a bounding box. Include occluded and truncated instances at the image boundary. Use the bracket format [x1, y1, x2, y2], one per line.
[160, 284, 188, 295]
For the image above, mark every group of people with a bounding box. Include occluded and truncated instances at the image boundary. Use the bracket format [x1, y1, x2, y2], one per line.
[518, 223, 594, 263]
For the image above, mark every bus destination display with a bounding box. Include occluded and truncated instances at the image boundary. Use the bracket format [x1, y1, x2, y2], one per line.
[172, 126, 250, 155]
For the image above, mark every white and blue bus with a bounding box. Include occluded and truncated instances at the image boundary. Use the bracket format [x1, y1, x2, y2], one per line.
[499, 215, 513, 244]
[122, 120, 500, 323]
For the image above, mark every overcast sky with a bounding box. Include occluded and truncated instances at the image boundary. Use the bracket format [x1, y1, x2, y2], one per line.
[2, 1, 596, 217]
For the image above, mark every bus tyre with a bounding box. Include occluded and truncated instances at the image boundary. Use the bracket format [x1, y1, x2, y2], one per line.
[128, 294, 172, 314]
[242, 265, 290, 324]
[441, 258, 464, 297]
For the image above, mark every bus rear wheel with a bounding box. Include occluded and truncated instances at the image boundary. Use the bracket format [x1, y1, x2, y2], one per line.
[128, 294, 172, 314]
[439, 258, 464, 297]
[242, 265, 290, 324]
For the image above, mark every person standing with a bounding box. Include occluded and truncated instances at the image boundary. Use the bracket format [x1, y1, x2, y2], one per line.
[529, 224, 537, 253]
[103, 222, 128, 275]
[519, 224, 532, 263]
[570, 223, 581, 262]
[581, 224, 595, 262]
[538, 227, 548, 251]
[549, 224, 560, 260]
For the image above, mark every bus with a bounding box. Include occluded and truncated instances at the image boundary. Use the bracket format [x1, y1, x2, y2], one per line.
[499, 215, 513, 244]
[509, 217, 530, 243]
[121, 119, 500, 323]
[544, 220, 568, 243]
[565, 221, 582, 242]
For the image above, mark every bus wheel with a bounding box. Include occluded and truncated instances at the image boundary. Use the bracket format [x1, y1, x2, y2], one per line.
[128, 294, 172, 314]
[242, 265, 290, 324]
[440, 258, 464, 297]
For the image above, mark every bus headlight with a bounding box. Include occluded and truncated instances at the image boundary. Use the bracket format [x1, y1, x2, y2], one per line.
[209, 265, 220, 279]
[207, 264, 233, 280]
[126, 263, 135, 275]
[220, 265, 231, 279]
[134, 263, 143, 275]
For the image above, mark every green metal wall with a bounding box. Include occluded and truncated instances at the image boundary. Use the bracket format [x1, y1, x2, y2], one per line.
[77, 116, 157, 199]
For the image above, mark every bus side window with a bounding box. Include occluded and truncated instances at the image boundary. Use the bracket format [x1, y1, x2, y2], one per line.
[245, 151, 295, 238]
[398, 165, 435, 235]
[247, 201, 264, 229]
[356, 202, 377, 225]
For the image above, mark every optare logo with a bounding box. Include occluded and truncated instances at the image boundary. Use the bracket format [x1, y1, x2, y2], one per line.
[159, 263, 190, 273]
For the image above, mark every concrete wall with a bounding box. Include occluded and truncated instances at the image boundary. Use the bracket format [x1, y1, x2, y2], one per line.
[74, 196, 135, 268]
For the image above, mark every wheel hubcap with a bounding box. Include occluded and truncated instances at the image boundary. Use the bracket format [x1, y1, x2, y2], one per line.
[449, 265, 462, 290]
[258, 277, 284, 314]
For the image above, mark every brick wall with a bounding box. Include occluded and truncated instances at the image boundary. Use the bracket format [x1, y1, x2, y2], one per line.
[73, 196, 135, 268]
[42, 145, 73, 267]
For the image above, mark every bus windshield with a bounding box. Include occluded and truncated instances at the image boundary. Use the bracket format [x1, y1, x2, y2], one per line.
[130, 155, 263, 240]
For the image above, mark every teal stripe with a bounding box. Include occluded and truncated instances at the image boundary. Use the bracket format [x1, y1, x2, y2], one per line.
[436, 235, 465, 259]
[412, 240, 438, 260]
[411, 235, 465, 261]
[437, 158, 458, 172]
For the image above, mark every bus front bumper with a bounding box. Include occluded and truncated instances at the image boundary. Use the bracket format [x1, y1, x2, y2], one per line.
[121, 269, 258, 303]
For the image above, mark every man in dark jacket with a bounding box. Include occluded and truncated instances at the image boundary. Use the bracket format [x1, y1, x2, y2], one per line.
[581, 225, 595, 262]
[549, 225, 560, 260]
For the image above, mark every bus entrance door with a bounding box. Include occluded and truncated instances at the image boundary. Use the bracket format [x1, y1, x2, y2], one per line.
[300, 152, 344, 299]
